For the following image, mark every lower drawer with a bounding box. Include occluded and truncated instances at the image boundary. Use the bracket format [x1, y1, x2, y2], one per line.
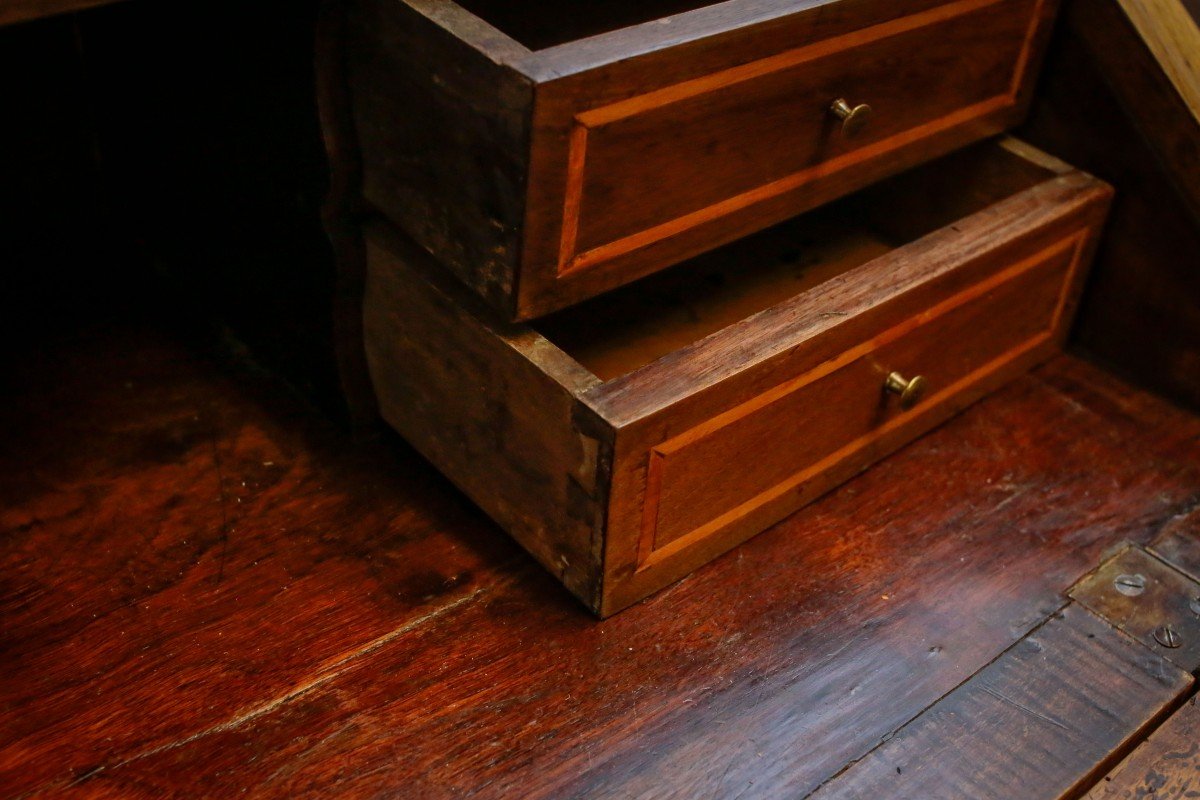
[363, 138, 1112, 616]
[643, 236, 1080, 556]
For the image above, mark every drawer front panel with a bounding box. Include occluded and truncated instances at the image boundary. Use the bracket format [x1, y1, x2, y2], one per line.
[554, 0, 1041, 279]
[639, 233, 1084, 562]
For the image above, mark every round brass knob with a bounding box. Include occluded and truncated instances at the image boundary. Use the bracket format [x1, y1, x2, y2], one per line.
[884, 372, 927, 409]
[830, 98, 873, 138]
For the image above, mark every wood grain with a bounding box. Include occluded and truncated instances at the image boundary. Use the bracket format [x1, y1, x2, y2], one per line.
[595, 145, 1110, 613]
[348, 0, 1061, 319]
[643, 235, 1081, 558]
[346, 0, 533, 316]
[583, 143, 1104, 425]
[0, 315, 524, 797]
[447, 0, 729, 51]
[559, 0, 1037, 272]
[1019, 0, 1200, 410]
[8, 347, 1198, 799]
[1115, 0, 1200, 131]
[810, 604, 1193, 800]
[518, 0, 1060, 318]
[362, 222, 609, 608]
[362, 141, 1111, 614]
[1085, 696, 1200, 799]
[1148, 507, 1200, 581]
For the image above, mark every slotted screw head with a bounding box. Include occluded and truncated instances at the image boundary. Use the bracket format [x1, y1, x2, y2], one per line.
[1189, 596, 1200, 618]
[1114, 574, 1147, 596]
[1154, 624, 1182, 649]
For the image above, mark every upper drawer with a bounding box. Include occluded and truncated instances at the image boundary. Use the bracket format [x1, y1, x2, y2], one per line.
[347, 0, 1060, 320]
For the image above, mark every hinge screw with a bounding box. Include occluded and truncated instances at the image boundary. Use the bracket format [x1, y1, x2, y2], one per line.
[1114, 574, 1147, 596]
[1154, 624, 1183, 649]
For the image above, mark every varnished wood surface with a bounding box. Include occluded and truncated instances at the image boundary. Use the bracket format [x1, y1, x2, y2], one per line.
[363, 141, 1111, 615]
[812, 605, 1192, 800]
[363, 223, 607, 609]
[348, 0, 1060, 319]
[640, 235, 1080, 553]
[3, 301, 1200, 797]
[1148, 508, 1200, 580]
[1019, 0, 1200, 411]
[520, 0, 1059, 318]
[1114, 0, 1200, 132]
[1086, 697, 1200, 799]
[557, 0, 1039, 272]
[347, 0, 532, 314]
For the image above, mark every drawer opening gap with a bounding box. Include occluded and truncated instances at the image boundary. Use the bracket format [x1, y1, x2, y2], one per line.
[534, 140, 1065, 382]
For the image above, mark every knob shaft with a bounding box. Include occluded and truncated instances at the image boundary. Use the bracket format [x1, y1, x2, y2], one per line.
[830, 98, 873, 138]
[884, 372, 927, 409]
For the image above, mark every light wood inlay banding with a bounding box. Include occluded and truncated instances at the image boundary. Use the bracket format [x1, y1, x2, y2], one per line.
[636, 232, 1090, 567]
[556, 0, 1046, 278]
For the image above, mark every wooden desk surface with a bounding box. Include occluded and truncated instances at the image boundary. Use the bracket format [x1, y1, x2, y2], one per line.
[3, 305, 1200, 798]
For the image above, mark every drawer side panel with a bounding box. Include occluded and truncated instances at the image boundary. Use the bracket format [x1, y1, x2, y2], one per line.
[362, 226, 609, 610]
[348, 0, 533, 315]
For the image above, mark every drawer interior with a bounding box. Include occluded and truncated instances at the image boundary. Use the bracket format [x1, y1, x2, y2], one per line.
[449, 0, 722, 50]
[535, 141, 1066, 381]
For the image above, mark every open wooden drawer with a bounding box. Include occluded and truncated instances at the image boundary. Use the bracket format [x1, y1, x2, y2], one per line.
[347, 0, 1062, 320]
[362, 139, 1113, 616]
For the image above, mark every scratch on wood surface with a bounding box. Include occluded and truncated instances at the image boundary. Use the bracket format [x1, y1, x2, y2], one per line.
[1032, 373, 1103, 420]
[87, 586, 489, 780]
[979, 683, 1071, 731]
[990, 482, 1035, 512]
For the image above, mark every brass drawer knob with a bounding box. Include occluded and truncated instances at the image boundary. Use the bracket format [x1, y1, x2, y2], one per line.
[830, 98, 873, 138]
[884, 372, 927, 409]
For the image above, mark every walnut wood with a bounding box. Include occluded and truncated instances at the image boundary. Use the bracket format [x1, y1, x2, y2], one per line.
[810, 604, 1193, 800]
[362, 222, 609, 608]
[363, 140, 1112, 615]
[645, 238, 1078, 554]
[591, 142, 1110, 611]
[346, 0, 532, 315]
[1019, 0, 1200, 410]
[1148, 507, 1200, 580]
[348, 0, 1061, 320]
[565, 0, 1034, 256]
[5, 313, 1200, 798]
[527, 0, 1052, 317]
[0, 315, 524, 797]
[1085, 697, 1200, 799]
